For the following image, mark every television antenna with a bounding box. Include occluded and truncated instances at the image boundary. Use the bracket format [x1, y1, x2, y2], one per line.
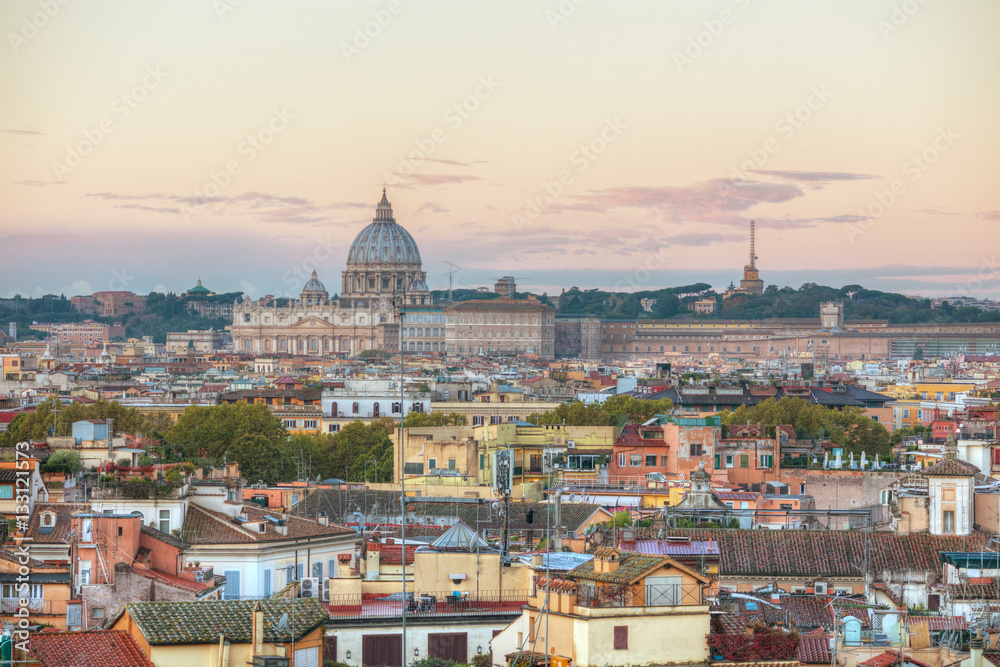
[443, 262, 461, 302]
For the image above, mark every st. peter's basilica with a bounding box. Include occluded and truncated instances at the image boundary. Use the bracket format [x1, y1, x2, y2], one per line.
[231, 190, 433, 356]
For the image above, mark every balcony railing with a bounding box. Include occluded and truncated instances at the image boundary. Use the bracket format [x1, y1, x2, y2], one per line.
[1, 599, 52, 614]
[325, 589, 528, 621]
[575, 583, 703, 608]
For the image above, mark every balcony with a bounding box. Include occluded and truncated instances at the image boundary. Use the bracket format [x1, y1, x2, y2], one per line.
[576, 583, 703, 608]
[1, 598, 55, 614]
[326, 589, 528, 621]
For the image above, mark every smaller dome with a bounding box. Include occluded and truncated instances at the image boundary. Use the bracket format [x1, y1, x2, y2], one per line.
[408, 279, 429, 293]
[188, 278, 210, 294]
[302, 270, 327, 294]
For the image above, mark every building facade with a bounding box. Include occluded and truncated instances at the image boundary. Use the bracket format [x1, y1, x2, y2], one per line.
[555, 314, 602, 359]
[444, 296, 556, 359]
[231, 191, 430, 357]
[71, 291, 147, 317]
[31, 320, 126, 344]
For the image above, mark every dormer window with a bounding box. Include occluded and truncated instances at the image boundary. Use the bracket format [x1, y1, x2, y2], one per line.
[258, 522, 267, 534]
[40, 512, 56, 534]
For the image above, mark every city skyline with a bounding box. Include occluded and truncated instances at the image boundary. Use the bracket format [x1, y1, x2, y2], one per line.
[2, 0, 998, 300]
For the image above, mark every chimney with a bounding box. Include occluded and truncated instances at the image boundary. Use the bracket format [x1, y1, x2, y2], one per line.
[251, 602, 263, 656]
[317, 512, 329, 526]
[971, 634, 984, 667]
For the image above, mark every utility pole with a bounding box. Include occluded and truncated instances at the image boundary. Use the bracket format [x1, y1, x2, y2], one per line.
[396, 284, 408, 667]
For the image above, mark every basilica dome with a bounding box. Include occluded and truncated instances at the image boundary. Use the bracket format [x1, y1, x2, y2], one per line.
[346, 189, 422, 265]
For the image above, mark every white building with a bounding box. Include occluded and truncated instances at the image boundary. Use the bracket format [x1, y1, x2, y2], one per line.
[924, 437, 978, 536]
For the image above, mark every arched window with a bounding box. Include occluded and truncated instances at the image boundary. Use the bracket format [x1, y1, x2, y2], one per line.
[409, 342, 416, 351]
[330, 401, 338, 417]
[373, 403, 380, 417]
[432, 327, 439, 337]
[352, 402, 359, 414]
[417, 327, 424, 337]
[409, 327, 415, 337]
[280, 338, 287, 351]
[416, 342, 424, 351]
[432, 342, 439, 351]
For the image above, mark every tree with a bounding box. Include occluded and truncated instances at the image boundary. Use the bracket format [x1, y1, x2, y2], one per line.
[41, 450, 82, 474]
[912, 346, 924, 360]
[403, 412, 468, 427]
[167, 402, 288, 464]
[526, 396, 674, 427]
[229, 433, 295, 485]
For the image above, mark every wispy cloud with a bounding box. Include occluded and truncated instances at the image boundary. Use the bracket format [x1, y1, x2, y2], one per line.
[415, 201, 449, 215]
[1, 128, 47, 136]
[14, 180, 66, 187]
[423, 158, 488, 167]
[977, 210, 1000, 221]
[393, 173, 481, 187]
[750, 170, 879, 182]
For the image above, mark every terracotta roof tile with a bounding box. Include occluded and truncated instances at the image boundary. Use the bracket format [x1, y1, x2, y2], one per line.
[567, 551, 669, 584]
[30, 630, 154, 667]
[922, 458, 979, 477]
[181, 504, 354, 545]
[125, 598, 327, 645]
[798, 634, 832, 664]
[26, 502, 91, 544]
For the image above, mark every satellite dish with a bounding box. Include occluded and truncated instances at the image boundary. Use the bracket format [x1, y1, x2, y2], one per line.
[276, 613, 289, 633]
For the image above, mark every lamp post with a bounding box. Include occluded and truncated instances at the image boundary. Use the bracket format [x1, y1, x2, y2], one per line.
[395, 284, 408, 666]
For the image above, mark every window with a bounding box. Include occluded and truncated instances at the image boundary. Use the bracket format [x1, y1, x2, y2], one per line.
[448, 458, 456, 470]
[629, 454, 641, 467]
[428, 458, 437, 470]
[645, 454, 657, 467]
[725, 454, 734, 468]
[264, 569, 272, 596]
[327, 424, 340, 433]
[759, 454, 773, 468]
[304, 420, 317, 429]
[614, 626, 628, 650]
[903, 408, 910, 419]
[943, 511, 955, 534]
[313, 561, 323, 578]
[739, 455, 749, 469]
[472, 415, 484, 426]
[0, 486, 12, 500]
[352, 402, 359, 414]
[403, 462, 424, 475]
[689, 443, 703, 456]
[159, 509, 170, 533]
[618, 453, 626, 467]
[490, 415, 502, 424]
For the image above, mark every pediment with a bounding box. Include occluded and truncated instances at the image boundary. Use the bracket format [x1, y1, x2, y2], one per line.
[289, 316, 333, 329]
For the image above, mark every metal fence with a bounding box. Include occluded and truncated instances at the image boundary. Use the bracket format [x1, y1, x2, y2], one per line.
[325, 589, 528, 620]
[575, 583, 703, 608]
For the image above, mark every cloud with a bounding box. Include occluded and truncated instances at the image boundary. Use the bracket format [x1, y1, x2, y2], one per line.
[665, 232, 744, 247]
[750, 170, 879, 182]
[392, 173, 481, 187]
[554, 178, 802, 226]
[13, 180, 66, 187]
[415, 201, 449, 215]
[977, 210, 1000, 221]
[1, 128, 46, 136]
[117, 203, 183, 215]
[423, 158, 488, 167]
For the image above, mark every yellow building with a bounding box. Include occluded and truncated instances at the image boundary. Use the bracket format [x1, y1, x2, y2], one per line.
[477, 423, 615, 488]
[914, 381, 978, 402]
[0, 353, 35, 381]
[112, 598, 327, 667]
[0, 550, 71, 630]
[893, 398, 923, 430]
[491, 547, 711, 667]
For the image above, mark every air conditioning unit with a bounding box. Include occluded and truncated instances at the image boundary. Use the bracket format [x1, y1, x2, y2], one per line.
[567, 440, 576, 449]
[814, 582, 827, 595]
[300, 577, 319, 598]
[323, 578, 332, 602]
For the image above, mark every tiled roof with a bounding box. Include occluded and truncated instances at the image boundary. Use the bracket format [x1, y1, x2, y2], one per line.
[905, 615, 968, 631]
[922, 458, 979, 477]
[535, 577, 578, 593]
[180, 504, 355, 545]
[667, 529, 989, 578]
[715, 491, 761, 501]
[567, 551, 669, 584]
[618, 539, 719, 557]
[301, 490, 606, 535]
[26, 502, 91, 544]
[798, 634, 832, 664]
[859, 652, 932, 667]
[985, 654, 1000, 667]
[125, 598, 327, 645]
[141, 524, 190, 550]
[375, 543, 418, 565]
[30, 630, 154, 667]
[0, 548, 49, 570]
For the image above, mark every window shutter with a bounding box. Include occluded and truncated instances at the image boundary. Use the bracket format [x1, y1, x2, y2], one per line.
[614, 626, 628, 650]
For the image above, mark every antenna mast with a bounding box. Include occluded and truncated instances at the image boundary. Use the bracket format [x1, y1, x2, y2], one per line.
[444, 262, 461, 303]
[749, 219, 757, 268]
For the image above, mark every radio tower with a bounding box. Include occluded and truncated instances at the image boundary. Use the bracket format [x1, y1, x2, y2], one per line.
[749, 219, 757, 269]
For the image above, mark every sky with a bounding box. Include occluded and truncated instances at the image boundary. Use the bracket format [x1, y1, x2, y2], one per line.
[2, 0, 998, 302]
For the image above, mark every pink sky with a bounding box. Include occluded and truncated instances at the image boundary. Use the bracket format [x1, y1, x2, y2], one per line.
[1, 0, 998, 299]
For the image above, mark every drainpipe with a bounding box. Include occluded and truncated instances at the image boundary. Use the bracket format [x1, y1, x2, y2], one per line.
[552, 487, 570, 550]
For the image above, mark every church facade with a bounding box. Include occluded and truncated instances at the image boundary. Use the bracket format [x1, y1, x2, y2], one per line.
[230, 191, 437, 356]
